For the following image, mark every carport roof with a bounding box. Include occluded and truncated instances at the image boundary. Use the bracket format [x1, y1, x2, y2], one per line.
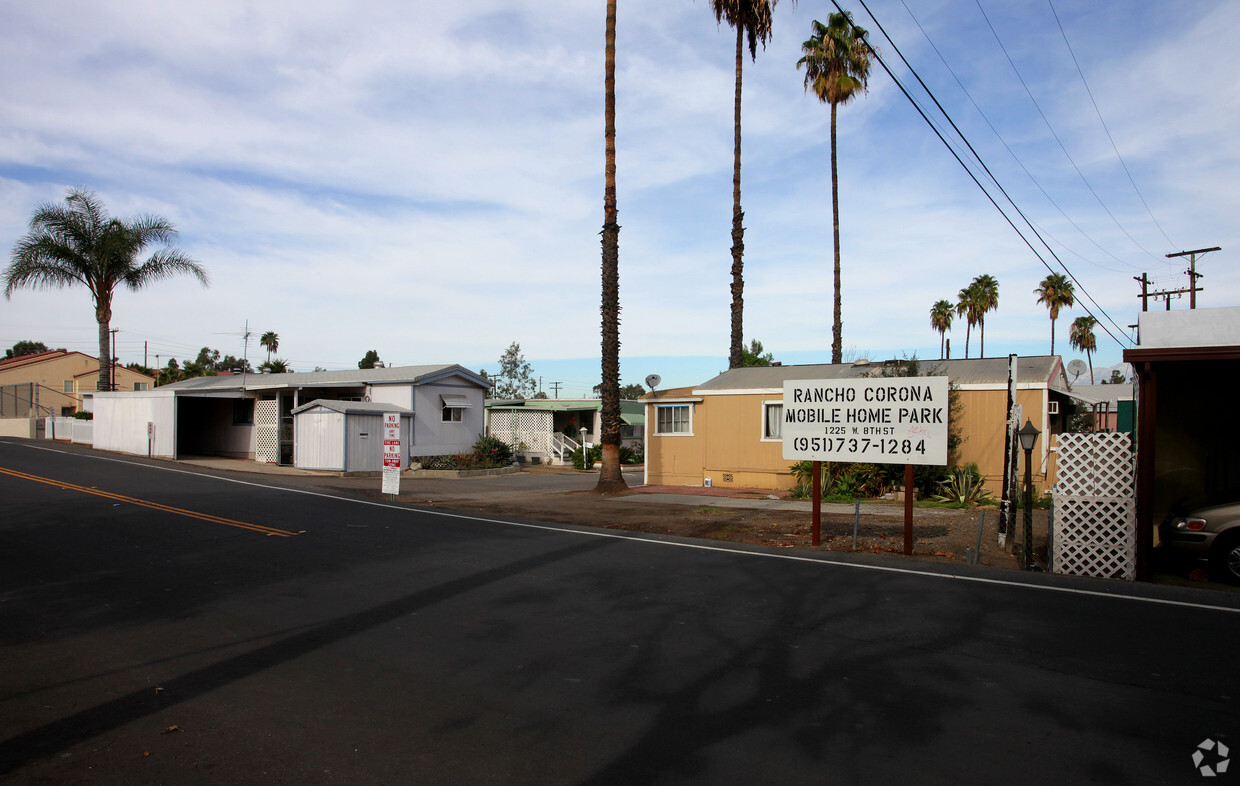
[159, 364, 489, 393]
[292, 400, 413, 415]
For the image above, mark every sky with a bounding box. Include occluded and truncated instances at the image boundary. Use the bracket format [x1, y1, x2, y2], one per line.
[1, 0, 1236, 396]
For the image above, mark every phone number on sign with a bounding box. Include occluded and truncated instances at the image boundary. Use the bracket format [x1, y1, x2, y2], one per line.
[792, 436, 927, 457]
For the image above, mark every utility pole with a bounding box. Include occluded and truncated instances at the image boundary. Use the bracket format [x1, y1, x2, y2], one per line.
[1134, 273, 1150, 312]
[550, 381, 563, 399]
[1165, 246, 1219, 309]
[110, 328, 118, 391]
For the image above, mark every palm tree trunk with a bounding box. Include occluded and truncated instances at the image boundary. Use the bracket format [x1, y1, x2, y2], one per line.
[978, 317, 984, 358]
[596, 0, 625, 492]
[728, 24, 745, 370]
[1050, 317, 1056, 356]
[830, 100, 843, 365]
[1087, 350, 1094, 384]
[96, 298, 112, 392]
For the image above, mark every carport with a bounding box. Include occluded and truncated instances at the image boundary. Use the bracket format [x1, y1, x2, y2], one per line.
[1125, 307, 1240, 580]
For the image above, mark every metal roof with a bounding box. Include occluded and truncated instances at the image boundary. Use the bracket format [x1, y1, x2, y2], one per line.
[691, 356, 1066, 393]
[291, 399, 414, 416]
[159, 364, 489, 393]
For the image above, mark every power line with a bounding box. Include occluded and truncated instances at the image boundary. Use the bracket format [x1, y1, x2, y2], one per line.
[847, 0, 1131, 348]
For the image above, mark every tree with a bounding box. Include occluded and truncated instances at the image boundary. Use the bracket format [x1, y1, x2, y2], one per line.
[971, 274, 999, 357]
[358, 350, 381, 369]
[495, 342, 535, 399]
[955, 282, 983, 359]
[260, 331, 279, 363]
[797, 11, 872, 365]
[259, 358, 291, 374]
[5, 340, 50, 359]
[593, 382, 648, 399]
[929, 300, 953, 360]
[4, 188, 207, 391]
[741, 338, 775, 366]
[1101, 369, 1126, 385]
[597, 0, 627, 492]
[1068, 315, 1098, 384]
[712, 0, 789, 369]
[1035, 273, 1075, 356]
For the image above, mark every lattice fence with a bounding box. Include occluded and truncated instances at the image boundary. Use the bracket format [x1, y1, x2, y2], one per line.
[255, 399, 280, 464]
[487, 409, 552, 456]
[1052, 431, 1136, 580]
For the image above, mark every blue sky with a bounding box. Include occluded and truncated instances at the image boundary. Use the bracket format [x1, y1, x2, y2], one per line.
[1, 0, 1236, 395]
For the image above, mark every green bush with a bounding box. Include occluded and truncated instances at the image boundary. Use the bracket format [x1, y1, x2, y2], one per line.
[931, 464, 996, 506]
[471, 434, 513, 466]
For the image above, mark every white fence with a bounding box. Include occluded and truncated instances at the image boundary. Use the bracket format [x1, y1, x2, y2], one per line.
[1052, 431, 1136, 580]
[46, 417, 93, 445]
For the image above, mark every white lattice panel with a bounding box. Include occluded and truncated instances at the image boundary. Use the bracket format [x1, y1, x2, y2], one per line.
[255, 399, 280, 464]
[488, 410, 552, 454]
[1052, 432, 1136, 580]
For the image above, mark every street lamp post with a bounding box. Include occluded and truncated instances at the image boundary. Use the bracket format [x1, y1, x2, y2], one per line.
[1017, 419, 1041, 570]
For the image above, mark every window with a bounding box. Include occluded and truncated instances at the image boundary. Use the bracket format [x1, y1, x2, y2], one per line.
[442, 406, 463, 423]
[63, 380, 74, 393]
[763, 402, 783, 440]
[233, 399, 255, 425]
[655, 404, 691, 435]
[133, 382, 149, 391]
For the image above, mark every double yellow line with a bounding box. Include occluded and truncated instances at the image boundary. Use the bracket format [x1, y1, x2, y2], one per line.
[0, 467, 298, 538]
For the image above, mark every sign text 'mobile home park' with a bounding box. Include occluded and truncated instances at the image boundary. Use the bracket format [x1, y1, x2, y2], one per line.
[781, 377, 950, 465]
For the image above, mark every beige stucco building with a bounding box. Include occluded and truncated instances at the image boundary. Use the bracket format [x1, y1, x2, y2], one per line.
[643, 357, 1072, 496]
[0, 350, 153, 417]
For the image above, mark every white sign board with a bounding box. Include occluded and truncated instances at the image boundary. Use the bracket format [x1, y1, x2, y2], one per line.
[781, 376, 950, 465]
[382, 412, 402, 494]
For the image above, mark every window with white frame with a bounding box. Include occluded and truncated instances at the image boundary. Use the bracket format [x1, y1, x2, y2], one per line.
[762, 402, 782, 440]
[442, 406, 463, 423]
[655, 404, 691, 435]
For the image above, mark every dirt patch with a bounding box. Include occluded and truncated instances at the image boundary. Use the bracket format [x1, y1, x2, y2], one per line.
[361, 480, 1041, 570]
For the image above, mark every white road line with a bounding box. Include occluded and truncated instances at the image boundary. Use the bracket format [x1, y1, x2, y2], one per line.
[8, 439, 1240, 615]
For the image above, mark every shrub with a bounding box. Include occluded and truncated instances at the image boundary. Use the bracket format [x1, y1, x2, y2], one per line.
[932, 464, 996, 506]
[471, 434, 513, 466]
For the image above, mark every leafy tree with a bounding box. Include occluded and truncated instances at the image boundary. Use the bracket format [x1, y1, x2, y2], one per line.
[495, 342, 535, 399]
[597, 0, 626, 491]
[1035, 272, 1075, 356]
[593, 382, 649, 399]
[971, 274, 999, 357]
[929, 300, 953, 359]
[125, 362, 154, 377]
[260, 331, 279, 363]
[156, 358, 182, 386]
[5, 340, 51, 359]
[711, 0, 789, 369]
[798, 11, 872, 365]
[358, 350, 381, 369]
[1068, 315, 1097, 384]
[1101, 369, 1127, 385]
[741, 338, 774, 366]
[4, 188, 207, 391]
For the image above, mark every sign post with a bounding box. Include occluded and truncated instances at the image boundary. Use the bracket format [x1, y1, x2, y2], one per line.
[381, 412, 402, 496]
[782, 377, 950, 554]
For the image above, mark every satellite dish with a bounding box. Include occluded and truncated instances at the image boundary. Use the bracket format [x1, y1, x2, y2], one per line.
[1066, 359, 1088, 381]
[645, 374, 662, 391]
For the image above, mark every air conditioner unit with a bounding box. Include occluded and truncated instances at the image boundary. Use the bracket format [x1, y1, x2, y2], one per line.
[1048, 401, 1059, 415]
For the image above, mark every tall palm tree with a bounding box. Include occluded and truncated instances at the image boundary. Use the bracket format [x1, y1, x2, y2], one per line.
[929, 299, 953, 360]
[596, 0, 626, 492]
[1068, 315, 1097, 384]
[5, 188, 207, 391]
[1035, 272, 1075, 356]
[260, 331, 279, 363]
[970, 274, 999, 358]
[797, 11, 872, 365]
[956, 282, 983, 359]
[711, 0, 789, 369]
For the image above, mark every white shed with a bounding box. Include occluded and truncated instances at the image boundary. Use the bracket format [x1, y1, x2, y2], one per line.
[293, 400, 414, 473]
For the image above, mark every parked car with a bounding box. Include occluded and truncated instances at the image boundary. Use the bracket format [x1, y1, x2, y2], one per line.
[1159, 499, 1240, 584]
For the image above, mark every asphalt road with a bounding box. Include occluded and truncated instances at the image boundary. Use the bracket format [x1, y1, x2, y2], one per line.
[1, 438, 1237, 785]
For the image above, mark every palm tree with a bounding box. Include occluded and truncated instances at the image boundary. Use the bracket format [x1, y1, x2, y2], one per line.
[711, 0, 789, 369]
[971, 274, 999, 358]
[929, 299, 953, 360]
[797, 11, 872, 365]
[260, 331, 279, 363]
[956, 282, 983, 359]
[4, 188, 207, 391]
[596, 0, 626, 492]
[1035, 272, 1075, 356]
[1068, 315, 1097, 384]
